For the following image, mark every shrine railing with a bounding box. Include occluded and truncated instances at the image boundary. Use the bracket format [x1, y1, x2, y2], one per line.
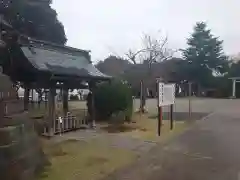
[42, 110, 88, 136]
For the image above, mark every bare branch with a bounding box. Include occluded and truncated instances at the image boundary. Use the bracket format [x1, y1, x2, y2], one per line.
[141, 32, 176, 65]
[125, 48, 147, 64]
[124, 31, 176, 66]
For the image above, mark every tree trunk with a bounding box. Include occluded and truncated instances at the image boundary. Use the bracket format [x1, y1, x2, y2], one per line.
[140, 80, 147, 113]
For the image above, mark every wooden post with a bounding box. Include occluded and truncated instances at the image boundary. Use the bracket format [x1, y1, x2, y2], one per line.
[38, 91, 41, 109]
[170, 104, 174, 130]
[23, 85, 30, 111]
[31, 89, 34, 108]
[140, 80, 143, 112]
[158, 106, 162, 136]
[48, 85, 56, 136]
[156, 78, 163, 136]
[62, 84, 69, 116]
[188, 82, 192, 120]
[44, 90, 48, 109]
[89, 81, 96, 128]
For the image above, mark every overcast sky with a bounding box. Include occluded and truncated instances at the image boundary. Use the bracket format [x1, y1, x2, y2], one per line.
[52, 0, 240, 62]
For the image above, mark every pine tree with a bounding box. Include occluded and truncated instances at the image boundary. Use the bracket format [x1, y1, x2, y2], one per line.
[0, 0, 66, 44]
[182, 22, 228, 88]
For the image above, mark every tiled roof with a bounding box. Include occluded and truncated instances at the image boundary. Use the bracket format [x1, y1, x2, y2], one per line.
[20, 42, 111, 80]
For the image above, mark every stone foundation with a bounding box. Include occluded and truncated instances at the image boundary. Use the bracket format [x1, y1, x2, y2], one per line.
[0, 114, 48, 180]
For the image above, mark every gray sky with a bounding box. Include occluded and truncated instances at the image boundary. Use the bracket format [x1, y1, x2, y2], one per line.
[52, 0, 240, 62]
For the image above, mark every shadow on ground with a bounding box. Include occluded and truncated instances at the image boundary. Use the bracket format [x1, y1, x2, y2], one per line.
[149, 112, 209, 121]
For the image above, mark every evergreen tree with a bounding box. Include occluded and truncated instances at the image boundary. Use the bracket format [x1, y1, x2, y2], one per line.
[182, 22, 228, 88]
[0, 0, 66, 44]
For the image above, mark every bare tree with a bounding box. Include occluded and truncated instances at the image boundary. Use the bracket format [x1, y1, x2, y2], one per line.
[129, 32, 175, 113]
[141, 33, 175, 68]
[107, 32, 175, 113]
[125, 49, 146, 65]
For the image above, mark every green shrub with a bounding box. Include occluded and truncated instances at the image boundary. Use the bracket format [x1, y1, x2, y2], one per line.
[94, 80, 133, 122]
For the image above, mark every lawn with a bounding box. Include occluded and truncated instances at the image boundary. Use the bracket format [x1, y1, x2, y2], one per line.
[39, 139, 136, 180]
[32, 103, 189, 180]
[101, 114, 189, 142]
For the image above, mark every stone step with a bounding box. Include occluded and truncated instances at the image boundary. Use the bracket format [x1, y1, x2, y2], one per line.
[0, 126, 22, 146]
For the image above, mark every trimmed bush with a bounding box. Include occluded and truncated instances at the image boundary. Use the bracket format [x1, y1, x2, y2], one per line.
[94, 80, 133, 122]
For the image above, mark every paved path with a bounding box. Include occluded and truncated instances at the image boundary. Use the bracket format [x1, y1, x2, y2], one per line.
[104, 100, 240, 180]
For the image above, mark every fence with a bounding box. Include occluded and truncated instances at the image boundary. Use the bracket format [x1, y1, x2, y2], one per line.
[42, 110, 88, 136]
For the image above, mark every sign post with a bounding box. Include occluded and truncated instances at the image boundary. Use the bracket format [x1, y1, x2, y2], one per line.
[170, 104, 174, 130]
[157, 82, 164, 136]
[157, 82, 176, 136]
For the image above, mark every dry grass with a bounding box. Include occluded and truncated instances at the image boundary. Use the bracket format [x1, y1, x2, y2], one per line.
[101, 114, 189, 142]
[38, 138, 136, 180]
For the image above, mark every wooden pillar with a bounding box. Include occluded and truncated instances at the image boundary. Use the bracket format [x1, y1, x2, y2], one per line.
[31, 89, 34, 108]
[89, 81, 96, 128]
[44, 90, 48, 109]
[156, 79, 163, 136]
[0, 99, 4, 128]
[188, 82, 192, 120]
[48, 84, 56, 136]
[23, 84, 30, 111]
[62, 84, 69, 115]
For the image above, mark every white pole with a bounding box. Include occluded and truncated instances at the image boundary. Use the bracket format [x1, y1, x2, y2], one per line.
[232, 80, 236, 98]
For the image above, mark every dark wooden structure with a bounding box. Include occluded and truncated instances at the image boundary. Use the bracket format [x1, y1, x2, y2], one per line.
[0, 70, 47, 180]
[0, 70, 24, 118]
[1, 36, 111, 136]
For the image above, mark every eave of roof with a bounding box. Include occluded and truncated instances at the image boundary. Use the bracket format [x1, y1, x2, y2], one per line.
[19, 41, 111, 80]
[229, 77, 240, 80]
[19, 37, 91, 61]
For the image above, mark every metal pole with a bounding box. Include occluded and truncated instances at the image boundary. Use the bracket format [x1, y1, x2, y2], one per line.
[232, 79, 236, 98]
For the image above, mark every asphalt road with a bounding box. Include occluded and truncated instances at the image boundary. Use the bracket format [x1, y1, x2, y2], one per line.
[104, 99, 240, 180]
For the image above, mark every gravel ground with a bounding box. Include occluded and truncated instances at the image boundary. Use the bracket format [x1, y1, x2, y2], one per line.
[103, 99, 240, 180]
